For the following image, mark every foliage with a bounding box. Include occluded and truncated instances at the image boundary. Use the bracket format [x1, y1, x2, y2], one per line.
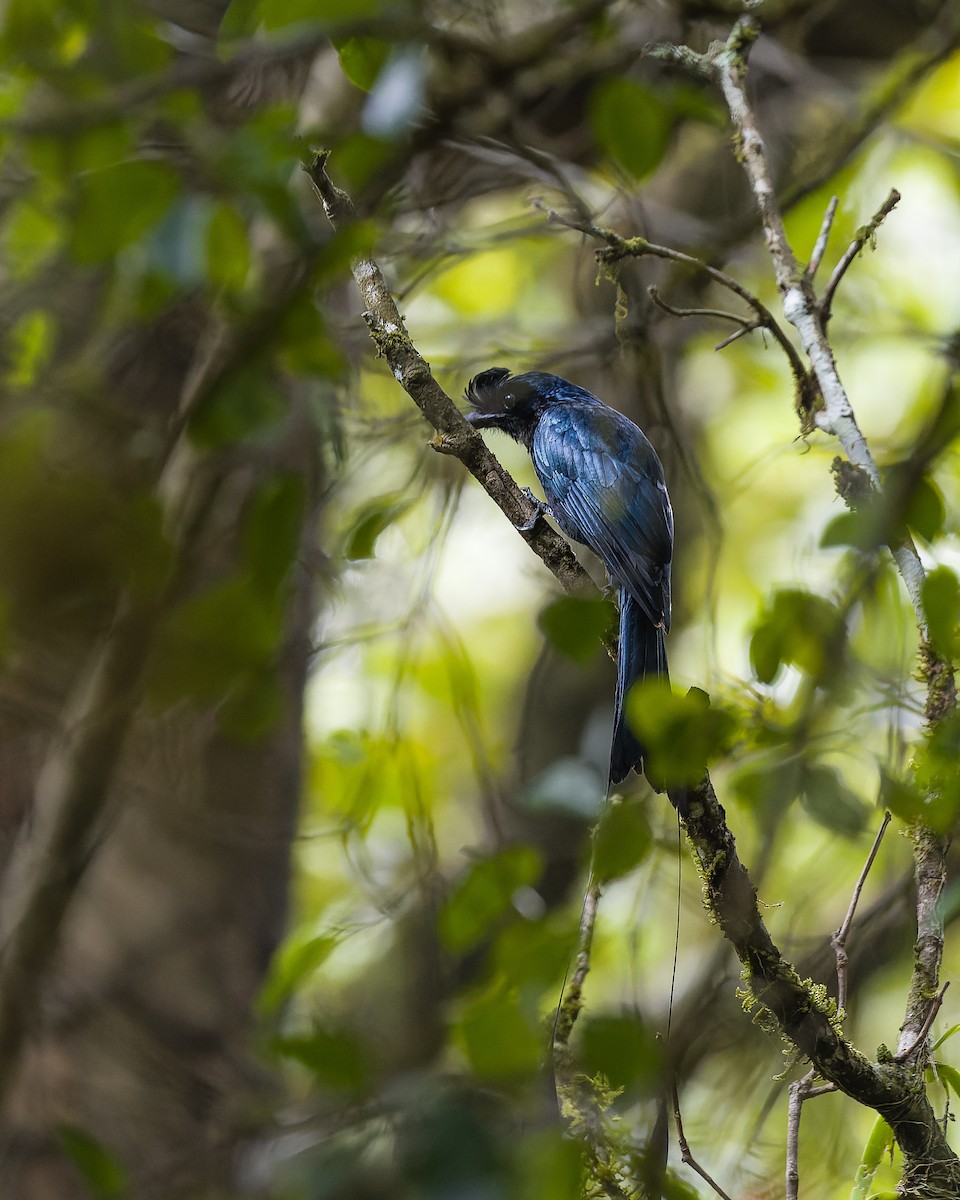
[2, 2, 960, 1199]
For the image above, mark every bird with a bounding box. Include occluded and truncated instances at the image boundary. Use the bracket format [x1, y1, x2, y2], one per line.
[464, 367, 673, 788]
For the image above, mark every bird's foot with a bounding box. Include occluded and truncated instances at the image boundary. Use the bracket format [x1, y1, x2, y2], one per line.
[517, 487, 548, 532]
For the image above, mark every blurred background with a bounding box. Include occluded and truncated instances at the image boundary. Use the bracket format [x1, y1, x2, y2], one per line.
[1, 0, 959, 1196]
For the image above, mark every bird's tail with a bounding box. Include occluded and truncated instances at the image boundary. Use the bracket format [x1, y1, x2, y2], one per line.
[609, 589, 668, 787]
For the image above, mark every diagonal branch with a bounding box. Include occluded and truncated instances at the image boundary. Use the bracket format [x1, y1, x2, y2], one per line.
[308, 148, 960, 1199]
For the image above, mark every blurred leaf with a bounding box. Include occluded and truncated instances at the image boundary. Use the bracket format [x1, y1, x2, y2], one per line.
[261, 0, 380, 30]
[904, 474, 945, 541]
[935, 1062, 960, 1097]
[334, 34, 390, 91]
[242, 473, 306, 595]
[538, 595, 613, 663]
[57, 1126, 127, 1199]
[344, 493, 411, 560]
[732, 755, 804, 820]
[70, 160, 180, 263]
[492, 919, 575, 992]
[188, 356, 286, 447]
[849, 1115, 894, 1200]
[922, 565, 960, 660]
[800, 763, 868, 836]
[219, 668, 285, 739]
[910, 713, 960, 832]
[149, 577, 282, 706]
[628, 684, 736, 787]
[590, 77, 671, 181]
[260, 933, 340, 1016]
[579, 1014, 665, 1093]
[2, 198, 61, 277]
[206, 202, 250, 293]
[593, 798, 652, 883]
[439, 846, 541, 953]
[513, 1129, 582, 1200]
[272, 1025, 369, 1093]
[750, 589, 844, 684]
[931, 1024, 960, 1051]
[4, 308, 55, 387]
[456, 985, 543, 1078]
[821, 509, 878, 550]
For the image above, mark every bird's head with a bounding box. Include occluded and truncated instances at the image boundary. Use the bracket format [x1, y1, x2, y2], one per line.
[463, 368, 543, 434]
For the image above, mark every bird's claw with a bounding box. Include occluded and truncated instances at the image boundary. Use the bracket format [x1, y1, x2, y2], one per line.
[517, 487, 547, 532]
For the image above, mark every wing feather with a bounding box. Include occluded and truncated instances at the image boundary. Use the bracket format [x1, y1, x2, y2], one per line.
[532, 405, 673, 629]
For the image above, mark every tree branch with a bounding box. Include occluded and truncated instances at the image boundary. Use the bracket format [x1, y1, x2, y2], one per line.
[304, 152, 588, 600]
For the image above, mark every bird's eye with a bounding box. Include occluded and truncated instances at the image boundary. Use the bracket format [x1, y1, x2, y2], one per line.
[504, 391, 515, 405]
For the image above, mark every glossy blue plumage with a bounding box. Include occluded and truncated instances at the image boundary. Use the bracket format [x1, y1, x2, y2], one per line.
[465, 369, 673, 786]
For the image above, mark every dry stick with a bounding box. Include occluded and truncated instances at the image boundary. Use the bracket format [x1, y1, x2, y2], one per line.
[533, 197, 811, 399]
[805, 195, 839, 281]
[833, 810, 893, 1015]
[785, 811, 890, 1198]
[672, 1079, 735, 1200]
[821, 190, 902, 327]
[786, 1075, 837, 1200]
[895, 981, 950, 1064]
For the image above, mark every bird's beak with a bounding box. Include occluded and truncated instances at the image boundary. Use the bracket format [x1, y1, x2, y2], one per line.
[463, 409, 497, 427]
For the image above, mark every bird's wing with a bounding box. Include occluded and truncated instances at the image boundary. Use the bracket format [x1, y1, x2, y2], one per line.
[532, 404, 673, 629]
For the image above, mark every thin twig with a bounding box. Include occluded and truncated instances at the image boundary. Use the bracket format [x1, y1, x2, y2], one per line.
[647, 284, 754, 329]
[806, 195, 839, 280]
[821, 189, 901, 326]
[672, 1078, 735, 1200]
[832, 811, 892, 1015]
[533, 197, 812, 400]
[786, 1072, 838, 1200]
[897, 983, 950, 1064]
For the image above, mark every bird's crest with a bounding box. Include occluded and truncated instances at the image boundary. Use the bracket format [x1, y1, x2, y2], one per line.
[464, 367, 513, 413]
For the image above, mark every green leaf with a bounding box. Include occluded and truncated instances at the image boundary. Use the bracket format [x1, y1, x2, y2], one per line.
[934, 1061, 960, 1097]
[931, 1024, 960, 1052]
[593, 798, 652, 883]
[4, 308, 55, 387]
[820, 510, 878, 550]
[849, 1115, 894, 1200]
[188, 356, 286, 447]
[922, 565, 959, 661]
[272, 1025, 369, 1092]
[627, 683, 735, 788]
[344, 493, 411, 560]
[149, 577, 282, 706]
[731, 755, 804, 820]
[537, 595, 613, 663]
[750, 589, 844, 684]
[242, 474, 306, 596]
[439, 846, 541, 953]
[206, 202, 250, 293]
[513, 1129, 582, 1200]
[456, 985, 543, 1078]
[800, 763, 868, 836]
[2, 198, 62, 277]
[579, 1014, 665, 1093]
[904, 474, 945, 541]
[260, 0, 380, 30]
[334, 35, 390, 91]
[70, 160, 180, 263]
[259, 933, 340, 1016]
[57, 1126, 127, 1199]
[590, 77, 671, 181]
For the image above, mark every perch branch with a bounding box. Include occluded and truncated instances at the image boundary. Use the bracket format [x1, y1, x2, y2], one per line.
[805, 195, 839, 281]
[310, 149, 960, 1198]
[305, 152, 588, 599]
